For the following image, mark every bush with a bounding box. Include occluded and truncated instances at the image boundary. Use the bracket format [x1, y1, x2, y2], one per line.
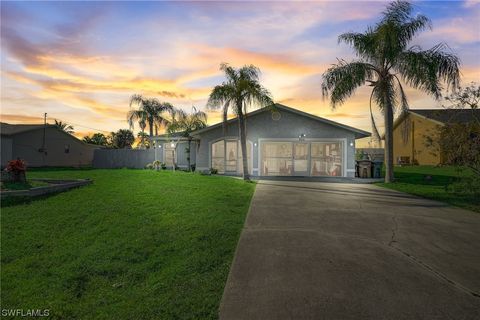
[145, 163, 154, 170]
[210, 168, 218, 174]
[4, 159, 27, 183]
[190, 164, 196, 172]
[161, 163, 167, 170]
[447, 176, 480, 198]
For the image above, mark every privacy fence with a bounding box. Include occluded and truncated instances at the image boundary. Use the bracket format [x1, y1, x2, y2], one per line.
[93, 149, 156, 169]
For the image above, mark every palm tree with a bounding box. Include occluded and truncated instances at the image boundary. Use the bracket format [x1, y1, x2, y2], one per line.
[167, 106, 208, 170]
[321, 0, 460, 182]
[208, 63, 273, 181]
[129, 94, 173, 138]
[127, 108, 148, 147]
[83, 133, 108, 146]
[137, 131, 150, 148]
[54, 119, 74, 134]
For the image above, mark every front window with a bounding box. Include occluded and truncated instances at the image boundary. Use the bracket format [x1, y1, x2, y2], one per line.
[211, 139, 252, 174]
[311, 142, 343, 176]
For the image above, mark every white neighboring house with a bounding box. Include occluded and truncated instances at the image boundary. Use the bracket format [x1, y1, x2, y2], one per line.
[1, 122, 99, 168]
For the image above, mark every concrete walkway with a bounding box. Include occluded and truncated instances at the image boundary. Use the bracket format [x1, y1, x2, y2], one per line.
[220, 181, 480, 320]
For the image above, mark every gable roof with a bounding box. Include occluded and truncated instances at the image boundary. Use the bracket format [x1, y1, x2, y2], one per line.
[0, 122, 55, 136]
[409, 109, 480, 124]
[0, 122, 100, 148]
[191, 103, 371, 139]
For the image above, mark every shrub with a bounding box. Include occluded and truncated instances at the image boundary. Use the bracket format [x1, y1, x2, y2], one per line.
[161, 163, 167, 170]
[152, 160, 161, 170]
[190, 164, 196, 172]
[145, 163, 154, 170]
[4, 159, 27, 183]
[210, 168, 218, 174]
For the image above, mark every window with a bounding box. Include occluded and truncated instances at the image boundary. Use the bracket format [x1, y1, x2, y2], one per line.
[211, 140, 225, 173]
[64, 144, 70, 154]
[311, 142, 343, 176]
[261, 142, 293, 176]
[211, 139, 252, 174]
[164, 144, 175, 166]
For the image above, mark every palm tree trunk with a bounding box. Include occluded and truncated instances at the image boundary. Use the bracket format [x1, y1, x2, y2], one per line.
[384, 103, 394, 182]
[238, 111, 250, 181]
[148, 120, 154, 137]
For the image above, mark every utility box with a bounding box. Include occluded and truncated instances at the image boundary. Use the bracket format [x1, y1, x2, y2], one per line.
[372, 161, 383, 179]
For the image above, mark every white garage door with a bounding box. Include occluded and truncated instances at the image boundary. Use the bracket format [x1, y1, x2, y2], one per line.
[261, 141, 344, 177]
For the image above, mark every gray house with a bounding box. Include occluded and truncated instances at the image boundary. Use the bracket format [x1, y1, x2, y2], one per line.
[1, 122, 98, 168]
[153, 104, 370, 177]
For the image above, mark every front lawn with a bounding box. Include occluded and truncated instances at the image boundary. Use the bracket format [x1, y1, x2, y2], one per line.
[1, 169, 255, 319]
[377, 166, 479, 212]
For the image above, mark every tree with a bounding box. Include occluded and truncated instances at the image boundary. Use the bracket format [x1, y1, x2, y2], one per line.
[83, 133, 108, 146]
[208, 63, 273, 181]
[129, 94, 174, 138]
[54, 119, 74, 134]
[127, 108, 148, 148]
[137, 131, 151, 149]
[321, 0, 460, 182]
[167, 106, 208, 170]
[112, 129, 135, 149]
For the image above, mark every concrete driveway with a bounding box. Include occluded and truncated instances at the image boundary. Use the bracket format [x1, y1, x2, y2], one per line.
[220, 180, 480, 320]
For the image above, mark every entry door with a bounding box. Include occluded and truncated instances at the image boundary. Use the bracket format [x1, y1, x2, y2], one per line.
[293, 143, 309, 176]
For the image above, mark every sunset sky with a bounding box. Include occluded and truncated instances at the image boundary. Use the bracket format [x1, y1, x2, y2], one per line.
[1, 0, 479, 146]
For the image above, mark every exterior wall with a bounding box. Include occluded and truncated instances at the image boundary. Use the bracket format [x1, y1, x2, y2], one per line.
[1, 136, 13, 167]
[393, 114, 442, 165]
[195, 108, 358, 177]
[93, 149, 155, 168]
[9, 128, 97, 167]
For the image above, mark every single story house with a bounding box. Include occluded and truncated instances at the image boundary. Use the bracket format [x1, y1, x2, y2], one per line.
[389, 108, 480, 165]
[1, 122, 99, 168]
[152, 104, 370, 177]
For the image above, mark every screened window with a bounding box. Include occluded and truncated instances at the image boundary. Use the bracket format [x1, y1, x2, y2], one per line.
[261, 142, 293, 176]
[164, 144, 175, 166]
[211, 140, 252, 174]
[311, 142, 343, 176]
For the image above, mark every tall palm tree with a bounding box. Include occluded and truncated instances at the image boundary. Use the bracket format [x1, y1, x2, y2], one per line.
[127, 109, 148, 147]
[54, 119, 74, 134]
[167, 106, 208, 170]
[321, 0, 460, 182]
[208, 63, 273, 181]
[129, 94, 174, 138]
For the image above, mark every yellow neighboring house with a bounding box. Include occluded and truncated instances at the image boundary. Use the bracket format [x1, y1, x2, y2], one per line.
[390, 109, 480, 166]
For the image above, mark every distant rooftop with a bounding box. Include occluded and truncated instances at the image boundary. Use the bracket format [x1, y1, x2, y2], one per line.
[410, 109, 480, 124]
[0, 122, 53, 136]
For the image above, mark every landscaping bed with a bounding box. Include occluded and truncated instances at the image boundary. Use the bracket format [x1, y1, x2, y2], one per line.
[1, 169, 255, 319]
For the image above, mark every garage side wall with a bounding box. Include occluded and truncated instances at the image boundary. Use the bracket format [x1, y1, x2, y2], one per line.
[195, 109, 357, 177]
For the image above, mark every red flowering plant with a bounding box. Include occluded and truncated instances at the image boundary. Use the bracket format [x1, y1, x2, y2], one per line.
[4, 159, 27, 183]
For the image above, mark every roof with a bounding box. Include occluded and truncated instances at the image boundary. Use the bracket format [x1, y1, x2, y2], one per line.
[0, 122, 100, 148]
[409, 109, 480, 124]
[0, 122, 55, 136]
[190, 103, 371, 139]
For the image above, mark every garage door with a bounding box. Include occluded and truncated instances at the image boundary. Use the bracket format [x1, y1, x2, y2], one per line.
[261, 141, 343, 177]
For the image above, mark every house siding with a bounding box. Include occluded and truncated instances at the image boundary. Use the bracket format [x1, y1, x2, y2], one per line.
[195, 108, 358, 177]
[393, 113, 442, 165]
[6, 128, 97, 167]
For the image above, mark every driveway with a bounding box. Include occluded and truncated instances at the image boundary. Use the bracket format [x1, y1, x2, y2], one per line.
[220, 180, 480, 320]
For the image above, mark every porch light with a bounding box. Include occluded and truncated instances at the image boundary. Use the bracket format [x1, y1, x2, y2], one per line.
[350, 141, 354, 147]
[299, 133, 306, 141]
[170, 142, 175, 148]
[254, 142, 257, 147]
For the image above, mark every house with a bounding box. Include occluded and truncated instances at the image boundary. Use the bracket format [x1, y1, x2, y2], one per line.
[1, 122, 99, 168]
[390, 108, 480, 165]
[152, 104, 370, 177]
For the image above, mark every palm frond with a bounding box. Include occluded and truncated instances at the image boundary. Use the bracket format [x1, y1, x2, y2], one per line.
[322, 60, 377, 108]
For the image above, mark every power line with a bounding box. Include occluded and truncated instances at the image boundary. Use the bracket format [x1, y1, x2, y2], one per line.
[47, 117, 113, 133]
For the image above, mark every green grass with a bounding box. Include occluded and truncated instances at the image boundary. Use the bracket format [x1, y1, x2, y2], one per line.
[377, 166, 479, 212]
[1, 169, 255, 319]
